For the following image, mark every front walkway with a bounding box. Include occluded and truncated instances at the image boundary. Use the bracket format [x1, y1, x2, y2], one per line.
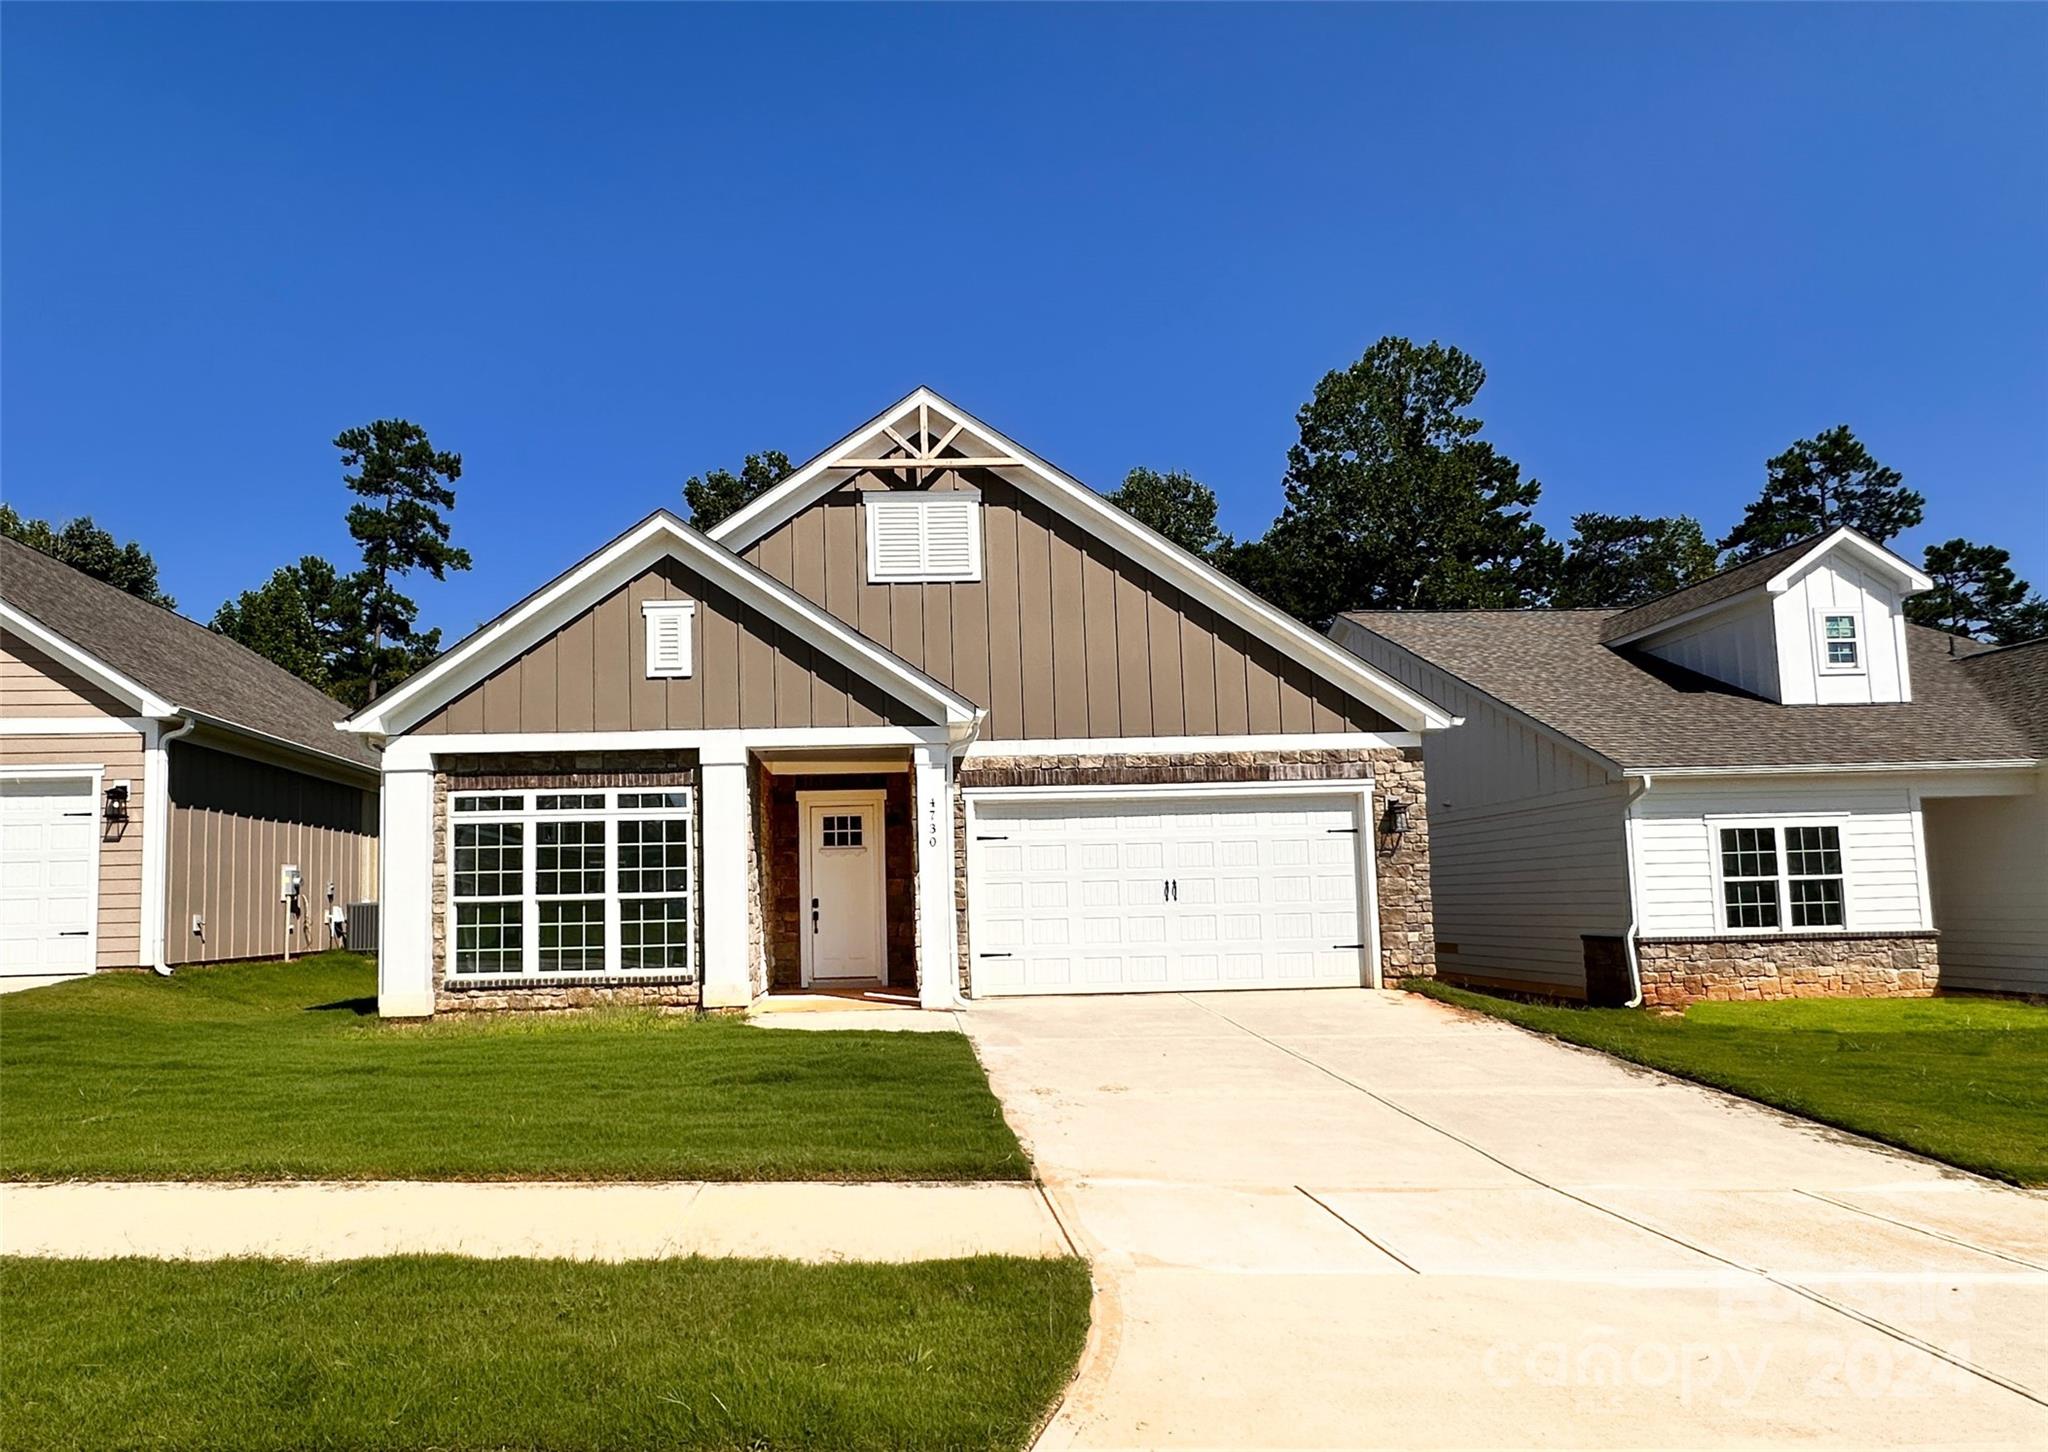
[966, 989, 2048, 1450]
[0, 1180, 1070, 1262]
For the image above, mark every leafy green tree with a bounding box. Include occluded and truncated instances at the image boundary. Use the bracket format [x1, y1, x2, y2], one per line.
[1106, 467, 1229, 556]
[1235, 337, 1560, 625]
[1554, 513, 1721, 608]
[1720, 426, 1924, 561]
[683, 451, 792, 530]
[0, 505, 175, 606]
[336, 420, 471, 701]
[1905, 538, 2048, 645]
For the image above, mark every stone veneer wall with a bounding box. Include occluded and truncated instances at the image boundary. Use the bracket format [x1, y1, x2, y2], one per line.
[951, 747, 1433, 994]
[1635, 933, 1939, 1010]
[760, 771, 915, 991]
[432, 752, 701, 1014]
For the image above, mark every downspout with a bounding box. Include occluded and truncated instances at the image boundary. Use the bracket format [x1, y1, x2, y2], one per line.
[1620, 772, 1654, 1008]
[150, 714, 199, 975]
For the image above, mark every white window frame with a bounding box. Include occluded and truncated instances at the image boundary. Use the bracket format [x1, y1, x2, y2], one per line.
[1814, 607, 1865, 676]
[864, 490, 983, 583]
[447, 787, 697, 983]
[1706, 814, 1851, 935]
[641, 599, 696, 679]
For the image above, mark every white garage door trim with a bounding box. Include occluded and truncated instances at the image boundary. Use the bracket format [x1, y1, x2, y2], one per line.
[1, 765, 103, 978]
[962, 778, 1381, 996]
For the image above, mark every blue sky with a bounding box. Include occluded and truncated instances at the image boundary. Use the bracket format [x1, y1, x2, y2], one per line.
[4, 3, 2043, 634]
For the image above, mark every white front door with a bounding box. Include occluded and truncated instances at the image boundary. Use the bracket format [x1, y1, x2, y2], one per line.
[0, 776, 100, 976]
[968, 792, 1371, 996]
[800, 792, 886, 983]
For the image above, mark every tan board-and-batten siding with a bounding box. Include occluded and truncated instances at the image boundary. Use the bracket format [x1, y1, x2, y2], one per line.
[414, 557, 925, 734]
[741, 471, 1397, 742]
[165, 742, 377, 965]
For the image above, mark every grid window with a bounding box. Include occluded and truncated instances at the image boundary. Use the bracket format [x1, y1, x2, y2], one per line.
[536, 792, 605, 811]
[821, 814, 864, 849]
[1822, 613, 1860, 670]
[454, 794, 524, 813]
[619, 818, 691, 894]
[619, 792, 691, 809]
[1784, 825, 1842, 878]
[538, 900, 606, 972]
[1790, 877, 1845, 928]
[452, 822, 524, 898]
[1720, 827, 1781, 929]
[453, 902, 523, 975]
[536, 820, 605, 896]
[621, 898, 691, 971]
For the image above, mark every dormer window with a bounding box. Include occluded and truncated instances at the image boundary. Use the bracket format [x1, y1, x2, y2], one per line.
[1817, 610, 1863, 675]
[865, 492, 982, 583]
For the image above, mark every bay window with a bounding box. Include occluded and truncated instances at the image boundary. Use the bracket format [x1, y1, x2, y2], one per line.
[1716, 821, 1846, 932]
[449, 789, 695, 980]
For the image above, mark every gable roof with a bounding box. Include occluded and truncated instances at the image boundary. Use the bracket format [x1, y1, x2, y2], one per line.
[1340, 608, 2037, 772]
[1958, 638, 2048, 757]
[0, 536, 379, 771]
[344, 510, 982, 738]
[1601, 527, 1933, 645]
[709, 387, 1454, 734]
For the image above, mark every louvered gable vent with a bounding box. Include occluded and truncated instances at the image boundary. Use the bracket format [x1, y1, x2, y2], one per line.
[865, 492, 982, 583]
[641, 599, 695, 678]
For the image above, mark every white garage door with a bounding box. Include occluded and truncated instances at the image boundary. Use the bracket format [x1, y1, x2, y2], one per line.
[968, 792, 1370, 996]
[0, 777, 100, 976]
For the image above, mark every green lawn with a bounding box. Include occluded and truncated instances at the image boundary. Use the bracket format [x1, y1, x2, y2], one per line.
[0, 1254, 1091, 1452]
[1410, 982, 2048, 1186]
[0, 953, 1028, 1182]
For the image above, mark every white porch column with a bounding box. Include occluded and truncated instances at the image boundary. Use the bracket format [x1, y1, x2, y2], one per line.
[698, 746, 755, 1009]
[377, 765, 436, 1018]
[913, 743, 959, 1009]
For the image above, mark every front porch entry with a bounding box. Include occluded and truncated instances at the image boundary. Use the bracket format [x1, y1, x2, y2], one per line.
[757, 757, 920, 999]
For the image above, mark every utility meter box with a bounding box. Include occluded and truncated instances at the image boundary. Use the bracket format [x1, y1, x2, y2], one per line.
[280, 865, 302, 904]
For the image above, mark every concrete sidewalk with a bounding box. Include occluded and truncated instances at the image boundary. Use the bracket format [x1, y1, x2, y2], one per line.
[0, 1180, 1072, 1263]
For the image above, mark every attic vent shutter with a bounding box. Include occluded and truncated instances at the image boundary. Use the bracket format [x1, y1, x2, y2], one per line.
[641, 599, 695, 678]
[865, 493, 983, 583]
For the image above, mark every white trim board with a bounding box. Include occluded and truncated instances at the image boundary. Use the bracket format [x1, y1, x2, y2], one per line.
[0, 717, 153, 737]
[0, 602, 174, 718]
[380, 726, 954, 772]
[344, 512, 983, 740]
[963, 732, 1420, 757]
[708, 387, 1455, 734]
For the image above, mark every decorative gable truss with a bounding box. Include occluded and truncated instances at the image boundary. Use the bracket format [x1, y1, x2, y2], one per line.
[710, 387, 1454, 735]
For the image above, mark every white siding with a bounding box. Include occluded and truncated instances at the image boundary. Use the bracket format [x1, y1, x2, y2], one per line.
[1923, 782, 2048, 994]
[1638, 599, 1781, 701]
[1770, 556, 1911, 705]
[1633, 778, 1929, 937]
[1333, 622, 1630, 995]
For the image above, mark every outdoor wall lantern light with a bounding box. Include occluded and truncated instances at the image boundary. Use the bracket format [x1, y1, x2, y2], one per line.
[1378, 796, 1409, 853]
[102, 781, 130, 826]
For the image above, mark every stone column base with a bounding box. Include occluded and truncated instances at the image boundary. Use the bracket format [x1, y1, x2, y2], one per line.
[1635, 933, 1939, 1010]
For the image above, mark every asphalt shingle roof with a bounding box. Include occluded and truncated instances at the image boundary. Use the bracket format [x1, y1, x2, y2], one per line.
[1, 537, 378, 770]
[1341, 608, 2038, 771]
[1958, 638, 2048, 757]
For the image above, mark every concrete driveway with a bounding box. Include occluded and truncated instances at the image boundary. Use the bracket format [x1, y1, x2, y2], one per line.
[964, 989, 2048, 1450]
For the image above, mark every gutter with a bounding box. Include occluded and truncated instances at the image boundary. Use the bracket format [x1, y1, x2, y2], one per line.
[1619, 772, 1654, 1009]
[149, 715, 199, 976]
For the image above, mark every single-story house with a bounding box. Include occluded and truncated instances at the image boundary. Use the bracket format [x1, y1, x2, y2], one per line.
[1330, 527, 2046, 1007]
[1, 537, 380, 986]
[343, 389, 1455, 1017]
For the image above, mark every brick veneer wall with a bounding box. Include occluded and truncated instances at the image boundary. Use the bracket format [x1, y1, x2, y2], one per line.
[1635, 932, 1939, 1010]
[431, 752, 701, 1014]
[760, 771, 915, 991]
[950, 747, 1433, 994]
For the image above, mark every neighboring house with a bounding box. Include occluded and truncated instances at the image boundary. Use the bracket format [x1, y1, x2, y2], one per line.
[343, 389, 1453, 1017]
[1, 538, 380, 985]
[1331, 528, 2046, 1008]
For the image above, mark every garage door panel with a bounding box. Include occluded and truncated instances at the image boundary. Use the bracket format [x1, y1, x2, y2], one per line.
[0, 778, 98, 977]
[971, 792, 1370, 996]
